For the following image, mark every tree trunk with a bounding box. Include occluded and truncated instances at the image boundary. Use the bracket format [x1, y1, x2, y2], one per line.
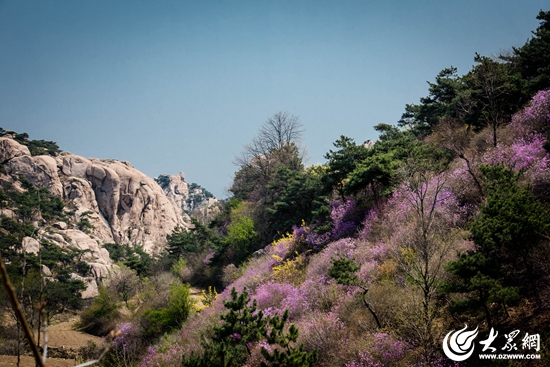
[361, 289, 382, 330]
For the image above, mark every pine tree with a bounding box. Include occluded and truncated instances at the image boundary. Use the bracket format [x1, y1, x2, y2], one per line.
[183, 287, 317, 367]
[442, 165, 550, 328]
[328, 256, 382, 329]
[513, 10, 550, 95]
[261, 310, 318, 367]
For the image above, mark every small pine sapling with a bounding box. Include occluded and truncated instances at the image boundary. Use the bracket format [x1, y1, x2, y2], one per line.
[183, 287, 317, 367]
[261, 309, 318, 367]
[329, 256, 382, 329]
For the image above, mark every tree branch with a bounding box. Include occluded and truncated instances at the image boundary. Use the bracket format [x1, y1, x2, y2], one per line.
[0, 251, 45, 367]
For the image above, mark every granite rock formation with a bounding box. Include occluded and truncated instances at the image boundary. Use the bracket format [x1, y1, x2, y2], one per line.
[0, 135, 219, 298]
[157, 172, 220, 224]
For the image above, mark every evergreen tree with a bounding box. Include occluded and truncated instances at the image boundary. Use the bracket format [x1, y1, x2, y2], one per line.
[11, 130, 62, 156]
[266, 166, 330, 237]
[345, 124, 424, 198]
[170, 218, 220, 255]
[329, 256, 382, 329]
[443, 165, 550, 328]
[399, 67, 463, 137]
[183, 288, 317, 367]
[183, 287, 267, 367]
[323, 136, 370, 200]
[513, 10, 550, 95]
[461, 54, 522, 146]
[261, 310, 318, 367]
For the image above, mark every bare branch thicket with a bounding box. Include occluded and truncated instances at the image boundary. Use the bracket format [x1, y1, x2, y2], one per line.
[393, 163, 462, 359]
[234, 111, 305, 168]
[106, 265, 141, 307]
[231, 112, 306, 204]
[429, 118, 484, 197]
[401, 169, 454, 303]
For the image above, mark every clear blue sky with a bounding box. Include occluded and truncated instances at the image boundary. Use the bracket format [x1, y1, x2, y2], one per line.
[0, 1, 547, 198]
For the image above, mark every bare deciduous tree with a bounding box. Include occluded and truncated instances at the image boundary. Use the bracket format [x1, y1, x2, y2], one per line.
[107, 266, 141, 307]
[234, 111, 305, 167]
[257, 111, 304, 150]
[429, 117, 484, 197]
[392, 162, 464, 361]
[231, 111, 306, 202]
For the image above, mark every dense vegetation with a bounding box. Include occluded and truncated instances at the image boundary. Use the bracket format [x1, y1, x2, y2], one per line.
[0, 174, 87, 357]
[138, 9, 549, 366]
[1, 8, 550, 367]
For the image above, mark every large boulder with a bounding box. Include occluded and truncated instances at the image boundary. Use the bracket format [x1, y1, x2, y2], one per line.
[86, 163, 120, 227]
[161, 172, 191, 220]
[85, 160, 185, 252]
[53, 221, 68, 230]
[89, 263, 113, 279]
[32, 227, 116, 299]
[192, 201, 222, 224]
[71, 273, 99, 299]
[6, 155, 63, 196]
[22, 237, 40, 254]
[0, 137, 31, 163]
[62, 229, 112, 264]
[59, 154, 92, 178]
[39, 228, 112, 266]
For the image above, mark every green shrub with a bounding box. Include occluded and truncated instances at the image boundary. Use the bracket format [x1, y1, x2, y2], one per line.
[142, 308, 174, 337]
[12, 131, 62, 156]
[155, 174, 171, 190]
[141, 281, 193, 338]
[78, 286, 120, 336]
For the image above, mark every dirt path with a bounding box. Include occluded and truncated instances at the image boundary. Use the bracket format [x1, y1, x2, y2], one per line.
[46, 318, 102, 350]
[0, 318, 102, 366]
[0, 355, 75, 367]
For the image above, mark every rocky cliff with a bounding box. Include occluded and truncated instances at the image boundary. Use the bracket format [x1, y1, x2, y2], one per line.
[0, 134, 219, 297]
[156, 172, 221, 225]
